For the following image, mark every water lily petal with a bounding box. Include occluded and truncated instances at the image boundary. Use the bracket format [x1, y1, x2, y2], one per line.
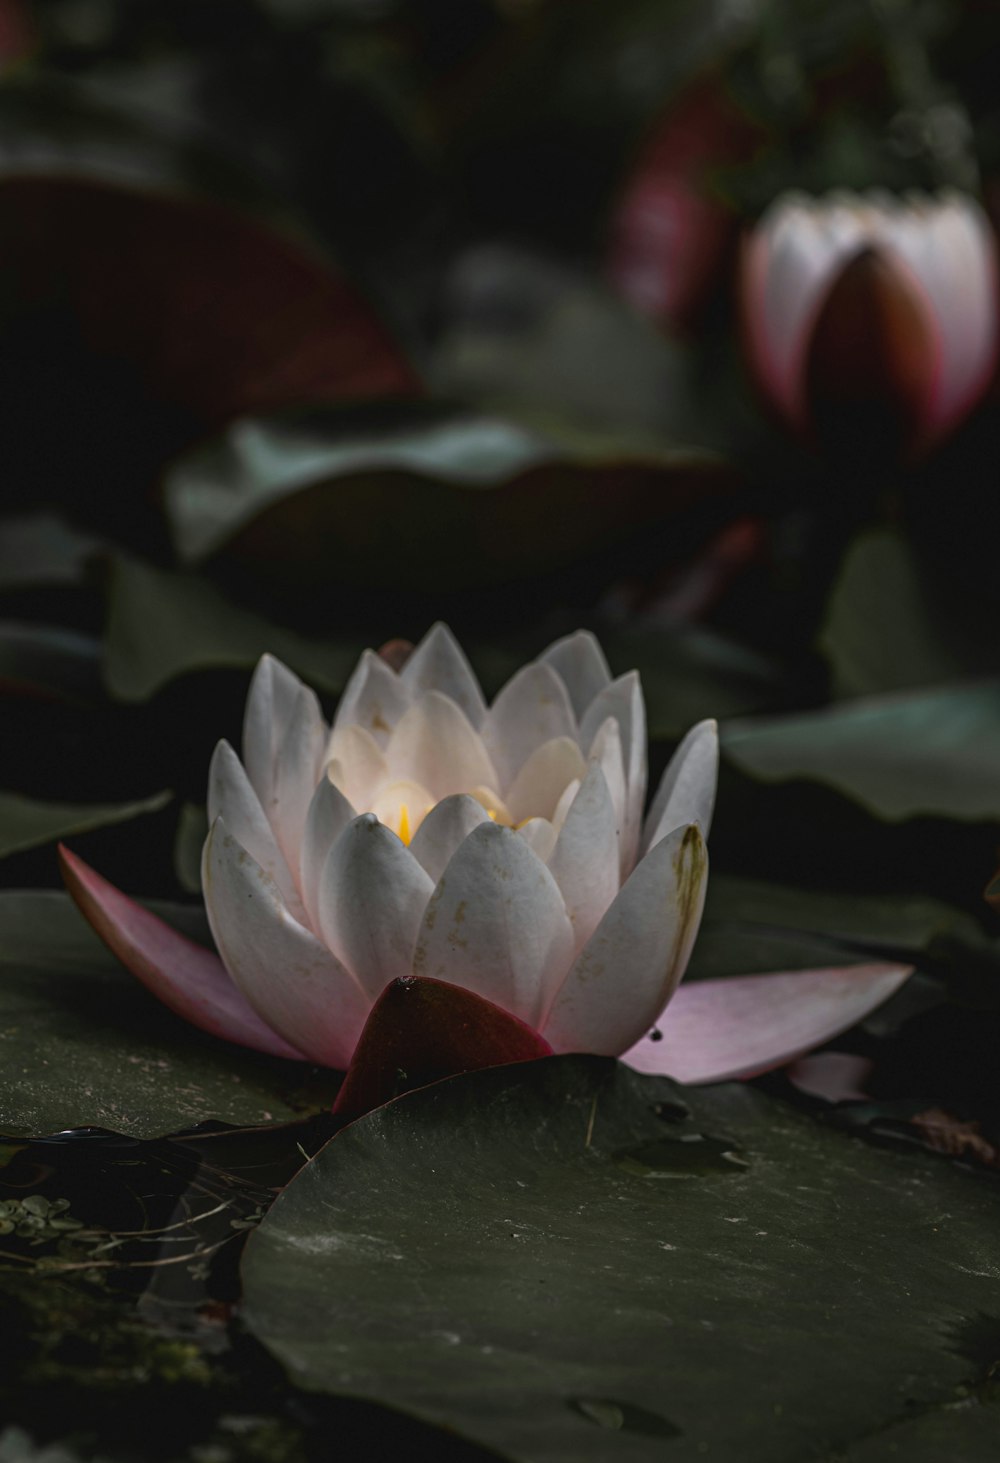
[300, 773, 356, 932]
[400, 622, 488, 728]
[504, 735, 587, 824]
[622, 962, 913, 1083]
[271, 684, 327, 879]
[483, 663, 577, 789]
[539, 629, 612, 719]
[326, 724, 389, 811]
[385, 691, 498, 801]
[408, 793, 491, 884]
[203, 818, 369, 1068]
[580, 672, 646, 866]
[330, 648, 410, 748]
[547, 763, 621, 951]
[515, 817, 558, 862]
[242, 654, 309, 811]
[318, 814, 434, 999]
[413, 822, 574, 1028]
[586, 716, 627, 865]
[207, 739, 303, 918]
[642, 718, 719, 854]
[58, 844, 302, 1060]
[542, 824, 707, 1055]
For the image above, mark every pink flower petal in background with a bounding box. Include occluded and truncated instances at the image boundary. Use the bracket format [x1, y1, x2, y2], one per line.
[58, 844, 302, 1060]
[786, 1051, 875, 1104]
[622, 963, 912, 1084]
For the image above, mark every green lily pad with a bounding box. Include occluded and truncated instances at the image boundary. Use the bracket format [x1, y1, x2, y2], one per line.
[0, 788, 172, 860]
[721, 681, 1000, 822]
[243, 1056, 1000, 1463]
[161, 405, 729, 593]
[819, 529, 994, 698]
[690, 873, 987, 981]
[0, 890, 335, 1138]
[103, 555, 363, 701]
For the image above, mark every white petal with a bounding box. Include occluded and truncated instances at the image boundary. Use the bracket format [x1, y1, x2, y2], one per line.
[542, 824, 707, 1055]
[242, 654, 310, 811]
[318, 814, 434, 1000]
[203, 818, 370, 1068]
[412, 822, 574, 1028]
[207, 739, 303, 918]
[300, 773, 356, 933]
[330, 649, 410, 748]
[400, 622, 488, 728]
[550, 778, 581, 834]
[515, 817, 558, 862]
[579, 671, 646, 867]
[504, 735, 587, 824]
[586, 716, 627, 868]
[368, 779, 436, 842]
[547, 763, 621, 951]
[538, 630, 612, 719]
[408, 794, 491, 884]
[326, 724, 389, 811]
[384, 691, 498, 800]
[270, 685, 327, 878]
[642, 718, 719, 854]
[483, 663, 577, 789]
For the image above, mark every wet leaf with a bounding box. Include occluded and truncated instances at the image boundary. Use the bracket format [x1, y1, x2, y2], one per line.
[243, 1056, 1000, 1463]
[0, 890, 335, 1138]
[819, 529, 994, 698]
[722, 681, 1000, 822]
[103, 555, 362, 701]
[0, 789, 172, 860]
[162, 404, 730, 594]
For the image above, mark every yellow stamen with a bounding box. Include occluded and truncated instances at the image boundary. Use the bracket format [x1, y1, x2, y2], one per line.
[486, 809, 498, 822]
[398, 803, 411, 845]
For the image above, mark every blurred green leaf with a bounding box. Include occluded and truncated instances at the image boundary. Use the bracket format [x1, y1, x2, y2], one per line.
[244, 1055, 1000, 1463]
[722, 681, 1000, 822]
[162, 404, 731, 596]
[103, 556, 361, 701]
[820, 529, 993, 698]
[0, 788, 171, 860]
[173, 801, 208, 894]
[0, 623, 102, 702]
[0, 513, 103, 591]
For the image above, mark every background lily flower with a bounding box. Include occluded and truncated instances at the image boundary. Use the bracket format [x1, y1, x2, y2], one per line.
[741, 189, 999, 454]
[62, 624, 910, 1095]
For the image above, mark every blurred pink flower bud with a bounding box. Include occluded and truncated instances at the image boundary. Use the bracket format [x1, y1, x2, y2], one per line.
[741, 190, 999, 455]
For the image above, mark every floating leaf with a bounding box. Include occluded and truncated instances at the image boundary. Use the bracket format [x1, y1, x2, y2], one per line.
[162, 404, 731, 594]
[722, 681, 1000, 822]
[0, 788, 171, 860]
[244, 1056, 1000, 1463]
[103, 555, 362, 701]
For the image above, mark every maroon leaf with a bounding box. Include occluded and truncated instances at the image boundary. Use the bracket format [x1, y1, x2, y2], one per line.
[333, 977, 552, 1121]
[0, 174, 418, 428]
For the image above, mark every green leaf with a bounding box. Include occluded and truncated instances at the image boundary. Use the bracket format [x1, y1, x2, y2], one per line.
[0, 890, 336, 1137]
[689, 873, 986, 981]
[722, 681, 1000, 822]
[173, 802, 208, 895]
[0, 512, 103, 591]
[0, 788, 172, 859]
[243, 1056, 1000, 1463]
[819, 529, 989, 698]
[103, 555, 362, 701]
[161, 405, 727, 592]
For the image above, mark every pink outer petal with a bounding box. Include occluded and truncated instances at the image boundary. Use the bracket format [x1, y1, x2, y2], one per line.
[621, 962, 912, 1084]
[58, 844, 303, 1060]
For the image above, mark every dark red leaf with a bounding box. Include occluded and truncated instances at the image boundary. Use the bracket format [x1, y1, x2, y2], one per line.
[333, 977, 552, 1121]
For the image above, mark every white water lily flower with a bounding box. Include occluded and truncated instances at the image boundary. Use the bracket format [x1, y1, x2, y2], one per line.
[741, 188, 998, 448]
[60, 625, 912, 1090]
[201, 624, 714, 1067]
